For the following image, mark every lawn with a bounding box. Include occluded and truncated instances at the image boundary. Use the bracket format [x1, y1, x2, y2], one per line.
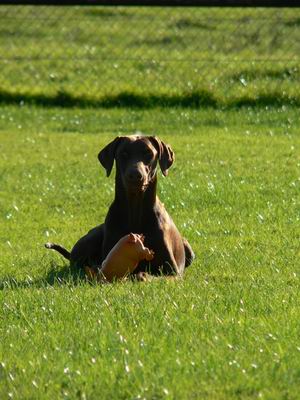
[0, 6, 300, 105]
[1, 5, 300, 400]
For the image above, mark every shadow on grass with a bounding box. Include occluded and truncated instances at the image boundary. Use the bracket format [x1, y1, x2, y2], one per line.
[229, 67, 299, 82]
[0, 263, 87, 290]
[0, 88, 299, 109]
[173, 18, 216, 30]
[0, 89, 218, 109]
[284, 18, 300, 27]
[83, 8, 129, 18]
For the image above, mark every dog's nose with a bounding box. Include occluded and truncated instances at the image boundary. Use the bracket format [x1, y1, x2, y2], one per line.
[128, 169, 143, 182]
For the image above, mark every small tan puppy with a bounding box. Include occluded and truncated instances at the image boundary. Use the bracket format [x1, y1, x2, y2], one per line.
[85, 233, 154, 283]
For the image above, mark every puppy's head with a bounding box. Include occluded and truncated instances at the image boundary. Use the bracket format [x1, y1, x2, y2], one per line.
[98, 135, 174, 193]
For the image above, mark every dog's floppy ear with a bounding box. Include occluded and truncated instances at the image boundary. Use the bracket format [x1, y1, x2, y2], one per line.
[98, 137, 122, 177]
[149, 136, 174, 177]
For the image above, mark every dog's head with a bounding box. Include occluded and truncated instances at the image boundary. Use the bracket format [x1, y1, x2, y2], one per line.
[98, 135, 174, 193]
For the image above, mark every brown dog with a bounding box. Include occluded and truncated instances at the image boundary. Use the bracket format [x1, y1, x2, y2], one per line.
[46, 135, 194, 277]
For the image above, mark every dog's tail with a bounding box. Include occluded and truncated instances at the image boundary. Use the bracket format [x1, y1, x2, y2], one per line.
[45, 242, 71, 261]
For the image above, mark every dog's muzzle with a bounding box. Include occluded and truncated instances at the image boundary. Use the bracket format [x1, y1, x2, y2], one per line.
[125, 167, 149, 193]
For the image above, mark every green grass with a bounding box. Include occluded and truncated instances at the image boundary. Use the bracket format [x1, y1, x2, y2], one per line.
[1, 106, 300, 399]
[1, 5, 300, 400]
[0, 6, 300, 105]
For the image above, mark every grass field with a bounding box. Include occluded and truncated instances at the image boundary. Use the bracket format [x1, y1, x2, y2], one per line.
[1, 5, 300, 400]
[1, 6, 300, 105]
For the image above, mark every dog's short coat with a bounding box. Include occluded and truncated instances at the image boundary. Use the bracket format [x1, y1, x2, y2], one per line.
[46, 135, 194, 277]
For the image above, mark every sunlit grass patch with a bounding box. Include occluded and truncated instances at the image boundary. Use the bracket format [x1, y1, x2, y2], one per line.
[1, 103, 300, 398]
[0, 6, 299, 106]
[1, 5, 300, 398]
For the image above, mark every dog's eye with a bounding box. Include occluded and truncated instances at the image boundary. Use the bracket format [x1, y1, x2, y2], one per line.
[143, 149, 153, 159]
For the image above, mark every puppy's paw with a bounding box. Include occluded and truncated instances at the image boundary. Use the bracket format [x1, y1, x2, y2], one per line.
[145, 249, 155, 261]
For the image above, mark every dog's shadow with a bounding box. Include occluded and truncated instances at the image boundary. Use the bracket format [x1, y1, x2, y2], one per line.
[0, 262, 87, 290]
[45, 262, 87, 285]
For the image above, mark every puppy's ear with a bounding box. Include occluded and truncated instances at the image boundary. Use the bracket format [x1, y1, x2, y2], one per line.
[98, 137, 122, 177]
[149, 136, 175, 177]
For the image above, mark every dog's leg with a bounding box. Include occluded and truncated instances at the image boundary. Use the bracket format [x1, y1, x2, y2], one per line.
[70, 224, 105, 269]
[182, 238, 195, 268]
